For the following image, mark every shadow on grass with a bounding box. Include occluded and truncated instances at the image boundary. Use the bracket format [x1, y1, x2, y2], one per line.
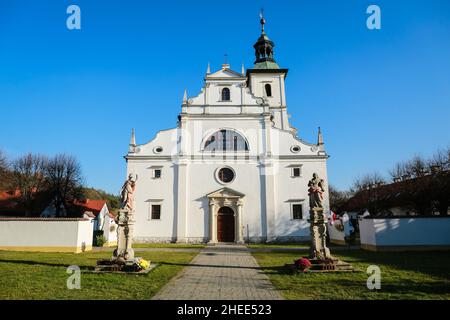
[0, 259, 94, 270]
[331, 250, 450, 280]
[320, 277, 450, 296]
[0, 258, 267, 272]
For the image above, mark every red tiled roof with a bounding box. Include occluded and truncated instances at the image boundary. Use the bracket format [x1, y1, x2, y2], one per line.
[0, 190, 24, 216]
[0, 217, 90, 221]
[0, 189, 112, 218]
[0, 190, 21, 200]
[73, 199, 107, 214]
[107, 211, 116, 219]
[0, 189, 53, 217]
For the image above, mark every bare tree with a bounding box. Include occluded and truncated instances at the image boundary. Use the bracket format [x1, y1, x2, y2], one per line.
[0, 150, 7, 171]
[350, 173, 387, 215]
[328, 185, 351, 213]
[389, 161, 408, 181]
[44, 154, 84, 217]
[428, 147, 450, 172]
[447, 146, 450, 171]
[352, 173, 385, 192]
[0, 150, 9, 188]
[425, 147, 450, 215]
[10, 153, 48, 215]
[406, 155, 428, 177]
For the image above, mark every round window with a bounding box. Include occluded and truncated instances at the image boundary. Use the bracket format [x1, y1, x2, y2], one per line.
[216, 167, 235, 184]
[153, 146, 163, 154]
[290, 145, 301, 153]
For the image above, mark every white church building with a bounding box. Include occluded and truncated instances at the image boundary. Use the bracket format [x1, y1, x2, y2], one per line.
[126, 18, 330, 243]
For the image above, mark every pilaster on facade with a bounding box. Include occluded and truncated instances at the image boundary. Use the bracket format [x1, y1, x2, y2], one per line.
[260, 160, 276, 242]
[208, 199, 218, 244]
[175, 161, 189, 243]
[236, 199, 244, 244]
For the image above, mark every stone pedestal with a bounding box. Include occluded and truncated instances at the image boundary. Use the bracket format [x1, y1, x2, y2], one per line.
[95, 209, 146, 273]
[112, 209, 135, 261]
[309, 207, 331, 260]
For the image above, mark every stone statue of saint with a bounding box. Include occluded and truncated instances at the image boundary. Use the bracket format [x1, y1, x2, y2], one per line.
[120, 173, 137, 213]
[308, 173, 325, 209]
[307, 173, 331, 260]
[113, 173, 138, 261]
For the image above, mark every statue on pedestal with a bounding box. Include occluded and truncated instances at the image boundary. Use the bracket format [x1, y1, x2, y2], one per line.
[308, 173, 331, 260]
[113, 173, 138, 261]
[95, 173, 151, 273]
[287, 173, 356, 273]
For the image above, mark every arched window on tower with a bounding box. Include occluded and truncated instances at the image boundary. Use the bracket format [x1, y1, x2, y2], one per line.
[265, 84, 272, 97]
[221, 87, 230, 101]
[203, 130, 249, 152]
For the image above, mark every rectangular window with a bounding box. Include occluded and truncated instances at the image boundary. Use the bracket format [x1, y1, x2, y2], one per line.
[151, 205, 161, 220]
[154, 169, 161, 179]
[292, 167, 301, 177]
[292, 204, 303, 220]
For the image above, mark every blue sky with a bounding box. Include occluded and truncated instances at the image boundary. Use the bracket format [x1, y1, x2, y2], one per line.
[0, 0, 449, 194]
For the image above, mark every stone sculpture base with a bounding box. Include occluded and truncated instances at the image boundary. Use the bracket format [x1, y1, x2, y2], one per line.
[286, 258, 357, 274]
[309, 258, 356, 271]
[295, 207, 357, 273]
[94, 208, 145, 274]
[93, 258, 156, 275]
[113, 209, 135, 260]
[309, 208, 331, 260]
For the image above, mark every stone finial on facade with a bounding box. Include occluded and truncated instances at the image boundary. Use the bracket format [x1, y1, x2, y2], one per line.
[317, 127, 324, 146]
[182, 89, 188, 104]
[129, 128, 136, 153]
[317, 127, 325, 152]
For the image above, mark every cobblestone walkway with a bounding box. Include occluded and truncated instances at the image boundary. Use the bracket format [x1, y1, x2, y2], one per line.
[152, 244, 284, 300]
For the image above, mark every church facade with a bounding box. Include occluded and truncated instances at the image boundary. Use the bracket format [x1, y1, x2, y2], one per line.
[126, 19, 330, 243]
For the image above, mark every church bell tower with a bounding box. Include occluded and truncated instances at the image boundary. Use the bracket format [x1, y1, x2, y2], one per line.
[247, 13, 290, 130]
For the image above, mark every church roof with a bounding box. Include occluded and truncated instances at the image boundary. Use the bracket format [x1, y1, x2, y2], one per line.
[253, 61, 280, 69]
[206, 67, 245, 79]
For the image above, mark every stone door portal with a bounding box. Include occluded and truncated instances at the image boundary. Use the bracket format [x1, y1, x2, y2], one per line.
[217, 206, 235, 242]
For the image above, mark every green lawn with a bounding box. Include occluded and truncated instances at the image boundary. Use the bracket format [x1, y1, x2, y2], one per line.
[132, 243, 205, 249]
[0, 250, 196, 300]
[253, 249, 450, 300]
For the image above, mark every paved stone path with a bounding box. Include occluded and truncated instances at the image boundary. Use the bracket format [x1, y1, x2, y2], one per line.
[152, 244, 284, 300]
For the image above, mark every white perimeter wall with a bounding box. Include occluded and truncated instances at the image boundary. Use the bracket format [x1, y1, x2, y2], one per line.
[0, 218, 94, 253]
[328, 222, 345, 244]
[359, 217, 450, 250]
